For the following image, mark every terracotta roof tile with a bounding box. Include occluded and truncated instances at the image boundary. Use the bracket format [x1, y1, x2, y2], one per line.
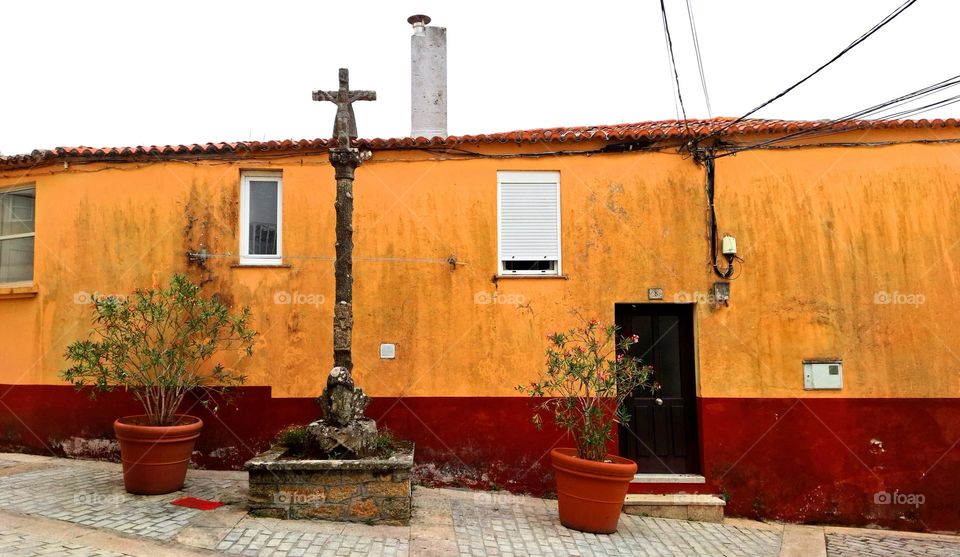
[1, 117, 957, 170]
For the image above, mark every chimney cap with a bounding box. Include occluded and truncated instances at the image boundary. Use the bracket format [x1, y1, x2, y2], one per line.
[407, 14, 432, 27]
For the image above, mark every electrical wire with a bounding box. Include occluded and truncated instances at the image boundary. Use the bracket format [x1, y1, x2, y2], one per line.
[700, 0, 920, 144]
[874, 93, 960, 120]
[0, 141, 688, 177]
[715, 72, 960, 157]
[659, 0, 688, 122]
[730, 137, 960, 151]
[685, 0, 712, 117]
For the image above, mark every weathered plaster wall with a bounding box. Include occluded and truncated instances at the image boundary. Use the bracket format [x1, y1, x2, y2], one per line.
[2, 133, 959, 400]
[2, 127, 960, 530]
[702, 142, 960, 398]
[2, 148, 711, 398]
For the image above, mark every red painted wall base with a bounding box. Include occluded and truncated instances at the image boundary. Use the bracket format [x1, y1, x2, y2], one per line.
[700, 398, 960, 533]
[0, 385, 569, 495]
[0, 385, 958, 532]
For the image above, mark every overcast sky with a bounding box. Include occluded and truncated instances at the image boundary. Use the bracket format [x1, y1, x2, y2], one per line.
[1, 0, 956, 155]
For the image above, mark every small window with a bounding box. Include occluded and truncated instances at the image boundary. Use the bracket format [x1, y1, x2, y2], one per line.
[497, 171, 561, 275]
[240, 172, 282, 265]
[0, 186, 35, 284]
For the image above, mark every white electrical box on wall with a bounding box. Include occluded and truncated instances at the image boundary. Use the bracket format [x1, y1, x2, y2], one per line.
[803, 360, 842, 390]
[721, 235, 738, 255]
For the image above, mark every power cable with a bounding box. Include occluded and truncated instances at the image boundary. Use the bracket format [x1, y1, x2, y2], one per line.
[874, 93, 960, 120]
[699, 0, 920, 144]
[715, 72, 960, 157]
[685, 0, 712, 117]
[659, 0, 688, 122]
[827, 74, 960, 121]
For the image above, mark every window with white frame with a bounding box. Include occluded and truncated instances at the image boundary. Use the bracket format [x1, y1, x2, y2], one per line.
[497, 171, 561, 275]
[240, 172, 282, 265]
[0, 186, 36, 284]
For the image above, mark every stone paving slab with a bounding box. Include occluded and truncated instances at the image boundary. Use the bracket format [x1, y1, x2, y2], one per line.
[449, 490, 782, 556]
[0, 454, 958, 556]
[0, 509, 218, 556]
[214, 527, 408, 557]
[0, 527, 132, 557]
[0, 460, 242, 541]
[826, 531, 960, 556]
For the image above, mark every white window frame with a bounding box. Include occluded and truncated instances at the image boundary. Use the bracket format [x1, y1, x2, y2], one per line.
[497, 170, 562, 276]
[0, 185, 36, 286]
[239, 172, 283, 266]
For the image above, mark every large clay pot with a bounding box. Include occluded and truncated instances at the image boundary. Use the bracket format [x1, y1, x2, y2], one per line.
[113, 415, 203, 495]
[550, 447, 637, 534]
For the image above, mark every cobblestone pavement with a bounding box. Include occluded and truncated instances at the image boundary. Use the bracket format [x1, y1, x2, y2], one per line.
[0, 527, 131, 556]
[0, 458, 242, 541]
[214, 527, 408, 556]
[450, 493, 782, 556]
[826, 531, 960, 556]
[0, 454, 958, 556]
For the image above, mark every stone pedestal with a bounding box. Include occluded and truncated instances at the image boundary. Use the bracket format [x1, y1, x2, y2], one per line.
[244, 444, 414, 525]
[307, 417, 378, 458]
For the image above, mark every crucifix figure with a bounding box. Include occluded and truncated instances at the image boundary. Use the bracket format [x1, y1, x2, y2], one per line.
[312, 68, 376, 372]
[312, 68, 377, 150]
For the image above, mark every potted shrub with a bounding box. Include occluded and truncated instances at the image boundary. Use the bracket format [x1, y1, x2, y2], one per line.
[518, 319, 654, 534]
[62, 274, 255, 495]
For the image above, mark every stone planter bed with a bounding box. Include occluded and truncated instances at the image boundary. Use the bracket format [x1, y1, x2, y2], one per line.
[244, 444, 414, 525]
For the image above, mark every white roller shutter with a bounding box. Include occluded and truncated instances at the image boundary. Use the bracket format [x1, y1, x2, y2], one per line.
[497, 171, 561, 274]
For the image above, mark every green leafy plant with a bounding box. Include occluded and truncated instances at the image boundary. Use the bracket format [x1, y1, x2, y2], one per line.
[61, 274, 256, 426]
[374, 427, 398, 454]
[276, 425, 314, 457]
[517, 318, 655, 462]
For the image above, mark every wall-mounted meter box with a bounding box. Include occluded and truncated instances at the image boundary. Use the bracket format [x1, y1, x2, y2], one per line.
[803, 360, 842, 390]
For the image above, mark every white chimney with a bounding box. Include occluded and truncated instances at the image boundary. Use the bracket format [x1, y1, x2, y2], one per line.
[408, 14, 447, 138]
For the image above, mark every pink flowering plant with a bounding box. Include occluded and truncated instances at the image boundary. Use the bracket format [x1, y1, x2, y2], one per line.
[517, 319, 655, 462]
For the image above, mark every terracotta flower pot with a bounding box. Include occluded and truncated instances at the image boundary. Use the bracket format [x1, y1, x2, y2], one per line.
[550, 447, 637, 534]
[113, 415, 203, 495]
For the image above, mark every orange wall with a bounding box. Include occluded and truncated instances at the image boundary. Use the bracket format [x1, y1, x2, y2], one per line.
[2, 129, 959, 399]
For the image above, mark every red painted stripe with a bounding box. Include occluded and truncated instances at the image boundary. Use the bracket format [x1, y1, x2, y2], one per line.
[1, 385, 958, 531]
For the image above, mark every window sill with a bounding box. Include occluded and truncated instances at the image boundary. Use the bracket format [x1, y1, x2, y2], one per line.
[495, 274, 568, 280]
[230, 264, 292, 269]
[0, 284, 38, 299]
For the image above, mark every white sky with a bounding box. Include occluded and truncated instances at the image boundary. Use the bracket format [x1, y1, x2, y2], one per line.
[1, 0, 957, 156]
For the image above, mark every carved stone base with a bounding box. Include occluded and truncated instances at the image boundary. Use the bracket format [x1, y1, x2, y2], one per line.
[319, 366, 369, 427]
[307, 418, 378, 459]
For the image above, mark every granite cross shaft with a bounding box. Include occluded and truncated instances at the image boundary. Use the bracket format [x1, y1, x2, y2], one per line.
[312, 68, 376, 371]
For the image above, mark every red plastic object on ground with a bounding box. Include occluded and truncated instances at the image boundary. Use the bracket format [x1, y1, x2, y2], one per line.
[170, 497, 224, 511]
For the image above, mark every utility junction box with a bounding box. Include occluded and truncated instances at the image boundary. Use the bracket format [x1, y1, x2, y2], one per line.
[803, 360, 842, 390]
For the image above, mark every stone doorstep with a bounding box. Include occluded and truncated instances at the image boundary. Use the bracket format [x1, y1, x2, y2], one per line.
[631, 474, 706, 484]
[622, 494, 726, 523]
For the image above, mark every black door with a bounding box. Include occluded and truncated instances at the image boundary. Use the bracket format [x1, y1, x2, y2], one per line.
[616, 304, 700, 474]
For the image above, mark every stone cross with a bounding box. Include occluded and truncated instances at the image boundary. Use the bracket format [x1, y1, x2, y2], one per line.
[312, 68, 377, 149]
[312, 68, 376, 373]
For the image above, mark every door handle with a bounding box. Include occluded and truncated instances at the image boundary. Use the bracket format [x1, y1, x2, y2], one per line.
[655, 398, 664, 406]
